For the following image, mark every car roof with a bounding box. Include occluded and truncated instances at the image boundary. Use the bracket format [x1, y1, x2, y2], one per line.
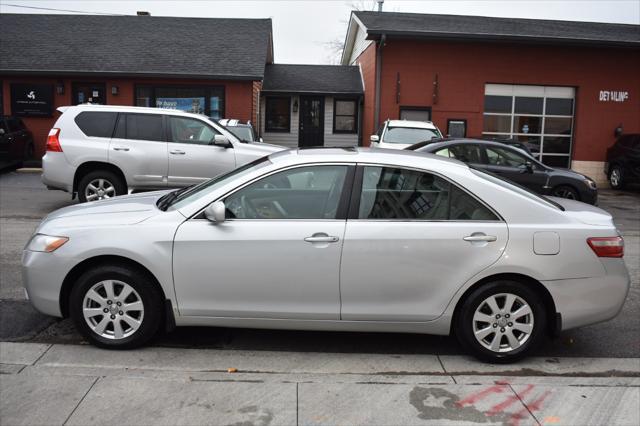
[60, 104, 211, 120]
[386, 119, 437, 129]
[268, 146, 467, 169]
[218, 118, 251, 127]
[416, 138, 526, 151]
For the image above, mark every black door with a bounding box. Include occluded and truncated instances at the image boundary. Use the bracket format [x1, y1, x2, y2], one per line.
[72, 83, 107, 105]
[299, 96, 324, 147]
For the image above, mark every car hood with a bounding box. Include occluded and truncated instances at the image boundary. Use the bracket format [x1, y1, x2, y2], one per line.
[548, 196, 614, 227]
[42, 190, 171, 227]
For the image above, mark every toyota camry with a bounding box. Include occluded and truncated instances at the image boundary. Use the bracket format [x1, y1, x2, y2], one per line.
[23, 148, 629, 362]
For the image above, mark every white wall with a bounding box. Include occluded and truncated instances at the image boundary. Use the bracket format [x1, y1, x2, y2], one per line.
[260, 96, 359, 148]
[349, 25, 372, 65]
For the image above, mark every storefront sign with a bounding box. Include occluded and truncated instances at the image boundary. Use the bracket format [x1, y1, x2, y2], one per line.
[10, 83, 54, 117]
[599, 90, 629, 103]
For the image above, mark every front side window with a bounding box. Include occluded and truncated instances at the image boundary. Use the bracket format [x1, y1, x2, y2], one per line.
[115, 114, 163, 141]
[334, 99, 358, 133]
[225, 165, 348, 220]
[359, 166, 497, 221]
[382, 127, 441, 145]
[169, 116, 219, 145]
[485, 146, 529, 167]
[265, 97, 291, 132]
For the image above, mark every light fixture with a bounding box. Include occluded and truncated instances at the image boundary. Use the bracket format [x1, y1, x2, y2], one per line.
[293, 98, 299, 113]
[56, 81, 65, 95]
[111, 85, 119, 96]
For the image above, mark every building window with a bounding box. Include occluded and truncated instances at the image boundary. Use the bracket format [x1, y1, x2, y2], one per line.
[447, 119, 467, 138]
[333, 99, 358, 133]
[135, 85, 225, 120]
[73, 83, 106, 105]
[482, 84, 575, 168]
[399, 107, 431, 122]
[265, 97, 291, 132]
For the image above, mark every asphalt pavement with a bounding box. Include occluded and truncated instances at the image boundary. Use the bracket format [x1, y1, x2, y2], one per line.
[1, 170, 639, 358]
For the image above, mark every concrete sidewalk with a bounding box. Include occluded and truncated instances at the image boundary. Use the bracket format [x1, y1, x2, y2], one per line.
[1, 342, 639, 426]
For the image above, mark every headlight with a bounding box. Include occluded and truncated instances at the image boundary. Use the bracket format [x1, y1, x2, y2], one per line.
[585, 179, 597, 190]
[26, 234, 69, 252]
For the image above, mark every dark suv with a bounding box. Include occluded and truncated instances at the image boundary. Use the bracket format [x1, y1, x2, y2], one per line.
[605, 134, 640, 189]
[0, 116, 34, 165]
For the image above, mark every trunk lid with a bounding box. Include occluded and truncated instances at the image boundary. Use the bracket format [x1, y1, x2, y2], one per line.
[549, 196, 614, 227]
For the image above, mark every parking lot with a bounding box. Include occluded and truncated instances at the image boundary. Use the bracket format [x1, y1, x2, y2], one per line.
[1, 169, 638, 358]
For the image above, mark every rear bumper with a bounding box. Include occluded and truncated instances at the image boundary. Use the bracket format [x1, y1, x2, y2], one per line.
[42, 152, 74, 193]
[543, 258, 630, 331]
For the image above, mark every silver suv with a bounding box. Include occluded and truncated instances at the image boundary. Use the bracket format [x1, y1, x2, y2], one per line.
[43, 105, 283, 202]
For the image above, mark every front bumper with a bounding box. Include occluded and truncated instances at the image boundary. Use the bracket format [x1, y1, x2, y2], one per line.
[543, 258, 630, 331]
[22, 249, 71, 317]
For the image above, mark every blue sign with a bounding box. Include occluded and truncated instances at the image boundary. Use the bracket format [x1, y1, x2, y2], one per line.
[156, 97, 205, 114]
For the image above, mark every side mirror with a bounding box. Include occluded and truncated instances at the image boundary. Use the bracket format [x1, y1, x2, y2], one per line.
[521, 161, 534, 174]
[212, 134, 233, 148]
[204, 201, 226, 223]
[370, 135, 379, 143]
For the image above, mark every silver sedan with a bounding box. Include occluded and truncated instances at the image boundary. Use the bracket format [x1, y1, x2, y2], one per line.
[23, 148, 630, 362]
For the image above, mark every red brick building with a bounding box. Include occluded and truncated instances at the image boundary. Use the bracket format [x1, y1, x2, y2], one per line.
[0, 14, 273, 158]
[342, 11, 640, 182]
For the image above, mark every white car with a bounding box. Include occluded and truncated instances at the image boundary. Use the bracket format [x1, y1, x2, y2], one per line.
[42, 105, 284, 202]
[370, 119, 443, 149]
[24, 148, 629, 362]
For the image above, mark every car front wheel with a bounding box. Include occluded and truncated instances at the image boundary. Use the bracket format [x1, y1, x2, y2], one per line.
[609, 165, 625, 190]
[69, 264, 163, 349]
[551, 185, 580, 200]
[456, 281, 547, 363]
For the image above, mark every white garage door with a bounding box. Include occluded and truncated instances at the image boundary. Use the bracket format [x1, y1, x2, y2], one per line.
[483, 84, 575, 168]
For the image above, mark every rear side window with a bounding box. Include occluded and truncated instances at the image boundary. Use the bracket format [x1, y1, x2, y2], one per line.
[358, 166, 498, 221]
[74, 112, 117, 138]
[114, 113, 164, 141]
[7, 117, 25, 132]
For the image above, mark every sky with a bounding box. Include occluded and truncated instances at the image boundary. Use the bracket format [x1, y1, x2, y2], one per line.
[1, 0, 639, 64]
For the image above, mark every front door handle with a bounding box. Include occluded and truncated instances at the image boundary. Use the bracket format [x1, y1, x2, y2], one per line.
[463, 234, 497, 242]
[170, 149, 186, 155]
[112, 146, 129, 151]
[304, 234, 339, 243]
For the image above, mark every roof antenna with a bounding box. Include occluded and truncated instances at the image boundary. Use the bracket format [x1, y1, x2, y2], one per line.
[376, 0, 384, 12]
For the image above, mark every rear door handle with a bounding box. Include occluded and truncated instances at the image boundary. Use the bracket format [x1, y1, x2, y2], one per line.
[170, 150, 186, 155]
[304, 234, 339, 243]
[112, 146, 129, 151]
[463, 234, 497, 242]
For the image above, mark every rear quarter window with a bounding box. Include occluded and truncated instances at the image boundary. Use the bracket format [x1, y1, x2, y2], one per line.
[74, 112, 118, 138]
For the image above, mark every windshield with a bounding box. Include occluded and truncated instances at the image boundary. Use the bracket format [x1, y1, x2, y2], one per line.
[383, 127, 441, 144]
[225, 126, 254, 142]
[470, 167, 564, 211]
[165, 156, 272, 211]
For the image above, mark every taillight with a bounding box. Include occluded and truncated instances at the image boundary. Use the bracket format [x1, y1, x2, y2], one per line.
[46, 128, 62, 152]
[587, 236, 624, 258]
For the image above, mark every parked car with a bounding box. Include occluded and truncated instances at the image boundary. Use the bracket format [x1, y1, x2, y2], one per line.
[370, 119, 442, 149]
[408, 139, 598, 204]
[24, 148, 628, 362]
[217, 119, 262, 143]
[0, 116, 35, 165]
[605, 133, 640, 189]
[42, 105, 284, 202]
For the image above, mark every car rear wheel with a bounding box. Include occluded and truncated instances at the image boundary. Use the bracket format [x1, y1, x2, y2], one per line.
[551, 185, 580, 200]
[456, 280, 547, 363]
[609, 166, 625, 190]
[69, 264, 163, 349]
[78, 170, 126, 202]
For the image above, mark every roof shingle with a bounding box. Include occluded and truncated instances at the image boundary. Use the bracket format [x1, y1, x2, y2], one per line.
[0, 14, 273, 79]
[354, 11, 640, 47]
[262, 64, 363, 95]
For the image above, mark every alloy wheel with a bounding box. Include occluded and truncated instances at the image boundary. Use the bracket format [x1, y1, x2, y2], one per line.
[610, 168, 621, 187]
[472, 293, 534, 353]
[85, 178, 116, 201]
[552, 187, 577, 199]
[82, 280, 144, 340]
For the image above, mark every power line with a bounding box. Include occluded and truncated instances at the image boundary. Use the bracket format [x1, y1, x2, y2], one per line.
[1, 3, 129, 16]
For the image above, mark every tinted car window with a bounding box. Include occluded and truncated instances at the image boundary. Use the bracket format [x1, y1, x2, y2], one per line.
[448, 145, 483, 164]
[225, 166, 348, 220]
[358, 166, 497, 221]
[121, 114, 163, 141]
[169, 116, 219, 145]
[74, 112, 118, 138]
[485, 146, 528, 167]
[7, 117, 26, 132]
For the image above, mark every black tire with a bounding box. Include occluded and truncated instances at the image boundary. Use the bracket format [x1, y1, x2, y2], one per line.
[608, 165, 625, 190]
[77, 169, 126, 202]
[69, 264, 163, 349]
[551, 185, 580, 201]
[456, 280, 547, 363]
